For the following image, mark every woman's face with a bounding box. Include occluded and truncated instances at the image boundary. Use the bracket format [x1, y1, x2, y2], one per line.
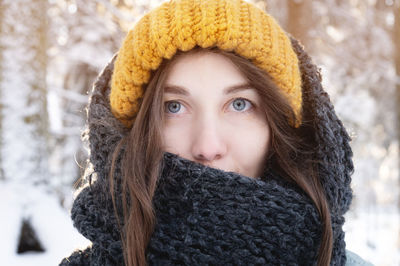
[161, 51, 271, 178]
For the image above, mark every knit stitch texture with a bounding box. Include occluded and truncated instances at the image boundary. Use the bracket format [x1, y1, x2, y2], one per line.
[110, 0, 303, 128]
[59, 36, 354, 265]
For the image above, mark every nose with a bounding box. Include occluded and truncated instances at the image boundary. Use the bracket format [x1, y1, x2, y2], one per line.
[191, 119, 227, 164]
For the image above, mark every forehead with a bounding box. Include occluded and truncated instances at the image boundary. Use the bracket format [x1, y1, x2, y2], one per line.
[164, 51, 247, 88]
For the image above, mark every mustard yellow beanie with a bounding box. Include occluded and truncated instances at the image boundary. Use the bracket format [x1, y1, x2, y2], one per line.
[110, 0, 302, 128]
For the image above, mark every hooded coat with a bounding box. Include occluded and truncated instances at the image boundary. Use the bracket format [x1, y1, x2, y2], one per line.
[59, 37, 371, 266]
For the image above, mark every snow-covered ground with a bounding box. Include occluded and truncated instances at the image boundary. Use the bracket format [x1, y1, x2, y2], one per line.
[345, 208, 400, 266]
[1, 1, 398, 265]
[2, 178, 399, 266]
[1, 181, 90, 266]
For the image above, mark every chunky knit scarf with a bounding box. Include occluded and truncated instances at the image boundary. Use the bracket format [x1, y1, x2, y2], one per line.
[59, 38, 354, 266]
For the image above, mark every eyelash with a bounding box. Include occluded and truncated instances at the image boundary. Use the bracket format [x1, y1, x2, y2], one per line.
[164, 97, 255, 115]
[230, 97, 253, 112]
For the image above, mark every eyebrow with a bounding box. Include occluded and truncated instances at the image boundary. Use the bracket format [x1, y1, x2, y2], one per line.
[164, 83, 253, 96]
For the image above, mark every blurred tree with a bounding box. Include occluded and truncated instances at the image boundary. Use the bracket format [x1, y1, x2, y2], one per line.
[0, 0, 52, 255]
[395, 0, 400, 171]
[393, 0, 400, 153]
[0, 0, 4, 181]
[286, 0, 313, 48]
[45, 0, 167, 205]
[0, 0, 50, 185]
[46, 0, 121, 199]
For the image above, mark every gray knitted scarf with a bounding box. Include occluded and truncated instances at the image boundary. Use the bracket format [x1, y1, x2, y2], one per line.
[59, 38, 354, 266]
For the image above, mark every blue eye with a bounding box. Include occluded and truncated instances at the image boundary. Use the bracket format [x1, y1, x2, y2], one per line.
[232, 98, 250, 111]
[166, 101, 181, 113]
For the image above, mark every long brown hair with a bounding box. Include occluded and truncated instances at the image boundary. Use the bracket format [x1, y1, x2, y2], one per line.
[110, 46, 332, 266]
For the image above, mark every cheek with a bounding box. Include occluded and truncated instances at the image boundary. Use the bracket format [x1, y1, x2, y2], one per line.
[229, 119, 270, 171]
[234, 127, 269, 157]
[162, 120, 190, 155]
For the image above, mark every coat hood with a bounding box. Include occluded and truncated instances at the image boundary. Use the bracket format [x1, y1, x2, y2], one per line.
[60, 37, 354, 266]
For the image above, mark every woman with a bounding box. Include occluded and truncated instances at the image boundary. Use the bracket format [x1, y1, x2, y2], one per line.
[60, 0, 372, 265]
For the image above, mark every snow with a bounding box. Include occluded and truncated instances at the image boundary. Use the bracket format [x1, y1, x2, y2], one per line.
[0, 0, 399, 265]
[345, 207, 400, 266]
[0, 181, 90, 266]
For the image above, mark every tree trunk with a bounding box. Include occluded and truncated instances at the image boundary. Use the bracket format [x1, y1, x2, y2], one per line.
[394, 0, 400, 210]
[286, 0, 312, 48]
[0, 0, 50, 184]
[0, 0, 4, 180]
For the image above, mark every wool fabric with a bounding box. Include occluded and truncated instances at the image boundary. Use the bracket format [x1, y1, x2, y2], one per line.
[110, 0, 303, 128]
[61, 151, 323, 265]
[59, 35, 355, 265]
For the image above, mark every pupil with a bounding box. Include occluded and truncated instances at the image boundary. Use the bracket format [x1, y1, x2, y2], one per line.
[168, 102, 180, 113]
[233, 99, 245, 111]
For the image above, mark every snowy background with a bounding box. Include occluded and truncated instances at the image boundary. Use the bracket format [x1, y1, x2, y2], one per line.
[1, 0, 399, 265]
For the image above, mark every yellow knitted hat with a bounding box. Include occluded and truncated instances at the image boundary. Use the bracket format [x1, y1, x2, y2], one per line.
[110, 0, 302, 128]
